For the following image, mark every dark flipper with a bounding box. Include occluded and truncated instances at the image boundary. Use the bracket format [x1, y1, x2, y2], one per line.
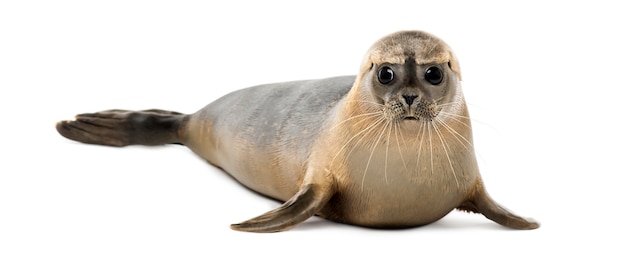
[56, 109, 186, 147]
[231, 184, 335, 233]
[458, 180, 540, 230]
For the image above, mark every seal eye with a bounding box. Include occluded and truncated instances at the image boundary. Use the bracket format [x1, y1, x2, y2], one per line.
[424, 66, 443, 85]
[377, 66, 394, 85]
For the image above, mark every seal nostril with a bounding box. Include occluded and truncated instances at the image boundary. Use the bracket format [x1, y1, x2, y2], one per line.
[402, 95, 418, 106]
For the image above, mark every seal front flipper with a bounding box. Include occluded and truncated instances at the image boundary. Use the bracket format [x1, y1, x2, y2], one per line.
[231, 183, 336, 233]
[56, 109, 185, 147]
[459, 180, 540, 230]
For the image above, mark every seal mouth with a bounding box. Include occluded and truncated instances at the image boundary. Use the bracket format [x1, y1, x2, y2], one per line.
[404, 116, 418, 121]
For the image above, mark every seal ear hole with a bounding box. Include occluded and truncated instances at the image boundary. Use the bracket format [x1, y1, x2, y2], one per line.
[424, 66, 443, 85]
[377, 66, 394, 85]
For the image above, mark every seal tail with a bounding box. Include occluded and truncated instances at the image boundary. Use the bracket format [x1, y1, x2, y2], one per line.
[56, 109, 187, 147]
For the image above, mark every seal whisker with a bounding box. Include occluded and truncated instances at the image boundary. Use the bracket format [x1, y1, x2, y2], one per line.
[427, 122, 434, 175]
[437, 110, 468, 118]
[384, 120, 394, 184]
[437, 112, 491, 171]
[330, 115, 386, 168]
[350, 116, 387, 149]
[431, 120, 460, 188]
[393, 121, 410, 172]
[438, 110, 495, 131]
[435, 118, 473, 153]
[438, 112, 472, 131]
[346, 100, 385, 107]
[413, 120, 427, 174]
[437, 101, 464, 106]
[330, 111, 382, 131]
[361, 119, 390, 191]
[438, 111, 471, 123]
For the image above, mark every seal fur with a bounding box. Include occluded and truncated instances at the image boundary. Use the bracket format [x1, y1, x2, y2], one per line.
[56, 30, 539, 232]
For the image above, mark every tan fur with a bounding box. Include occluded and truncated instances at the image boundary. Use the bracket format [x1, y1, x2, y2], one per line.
[56, 30, 538, 232]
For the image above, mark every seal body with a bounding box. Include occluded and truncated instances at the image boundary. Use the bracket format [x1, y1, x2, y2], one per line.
[183, 77, 353, 202]
[56, 30, 539, 232]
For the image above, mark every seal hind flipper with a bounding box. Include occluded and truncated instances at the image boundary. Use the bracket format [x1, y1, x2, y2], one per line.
[458, 181, 540, 230]
[231, 184, 335, 233]
[56, 109, 185, 147]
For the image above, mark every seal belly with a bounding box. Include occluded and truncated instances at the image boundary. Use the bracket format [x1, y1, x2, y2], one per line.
[182, 76, 354, 201]
[322, 148, 478, 227]
[319, 128, 480, 227]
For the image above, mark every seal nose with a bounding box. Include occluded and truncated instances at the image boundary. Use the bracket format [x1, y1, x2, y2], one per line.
[402, 95, 418, 106]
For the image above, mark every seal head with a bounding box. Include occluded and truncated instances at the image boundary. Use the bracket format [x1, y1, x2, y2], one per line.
[356, 31, 463, 123]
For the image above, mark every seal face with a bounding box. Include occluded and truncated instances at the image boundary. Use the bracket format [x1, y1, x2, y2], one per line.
[373, 62, 452, 121]
[56, 30, 539, 232]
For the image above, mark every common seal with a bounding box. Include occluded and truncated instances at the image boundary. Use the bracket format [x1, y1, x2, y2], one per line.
[56, 30, 539, 232]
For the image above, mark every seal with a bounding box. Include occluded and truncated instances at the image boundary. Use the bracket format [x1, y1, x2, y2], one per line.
[56, 30, 539, 232]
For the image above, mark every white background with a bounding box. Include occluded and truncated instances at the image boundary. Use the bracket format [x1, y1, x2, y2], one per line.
[1, 0, 624, 252]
